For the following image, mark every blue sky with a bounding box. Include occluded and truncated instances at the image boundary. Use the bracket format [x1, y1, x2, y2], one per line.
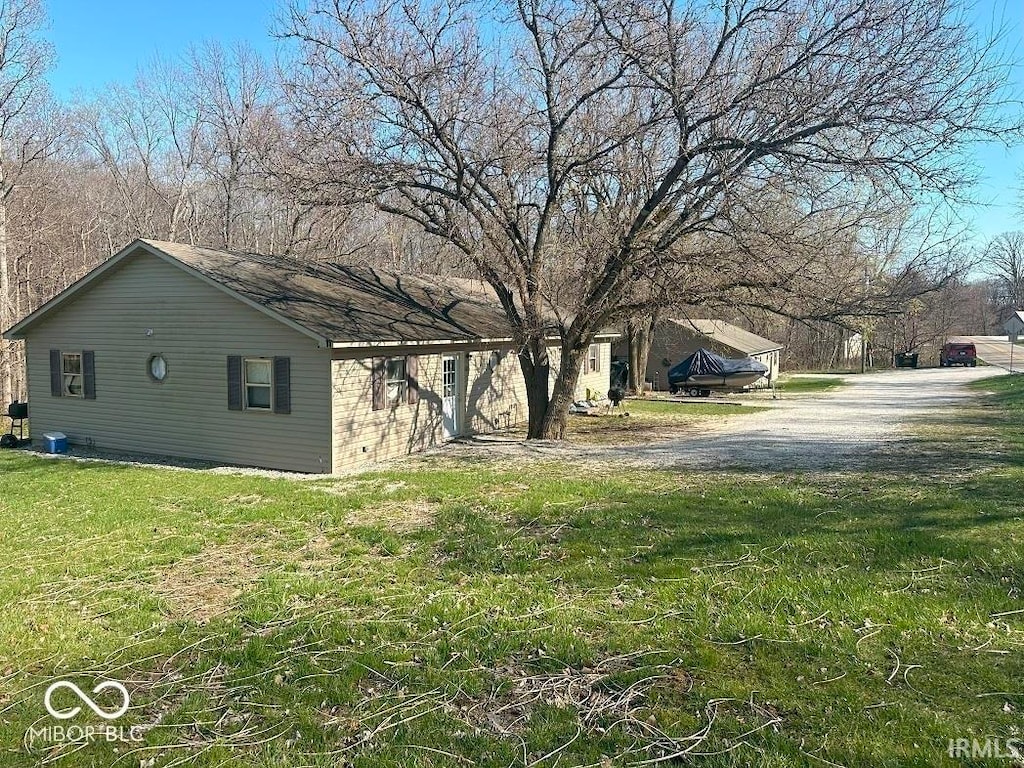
[42, 0, 1023, 246]
[44, 0, 279, 96]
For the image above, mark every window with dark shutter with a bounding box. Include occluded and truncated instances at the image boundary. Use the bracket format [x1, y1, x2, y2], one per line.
[407, 355, 419, 405]
[273, 357, 291, 414]
[371, 358, 386, 411]
[227, 356, 243, 410]
[49, 349, 61, 397]
[82, 351, 96, 399]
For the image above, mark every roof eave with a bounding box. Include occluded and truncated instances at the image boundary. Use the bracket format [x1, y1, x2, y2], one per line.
[330, 330, 622, 350]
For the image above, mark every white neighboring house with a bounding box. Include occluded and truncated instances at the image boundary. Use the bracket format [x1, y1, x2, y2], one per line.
[1004, 311, 1024, 340]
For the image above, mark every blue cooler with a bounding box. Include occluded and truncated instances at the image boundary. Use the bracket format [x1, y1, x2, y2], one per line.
[43, 432, 68, 454]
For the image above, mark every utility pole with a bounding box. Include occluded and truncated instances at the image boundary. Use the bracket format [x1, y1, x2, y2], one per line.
[860, 268, 871, 374]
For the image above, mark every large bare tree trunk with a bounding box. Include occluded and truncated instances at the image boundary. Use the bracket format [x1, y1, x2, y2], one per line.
[518, 339, 552, 440]
[540, 344, 586, 440]
[625, 312, 658, 395]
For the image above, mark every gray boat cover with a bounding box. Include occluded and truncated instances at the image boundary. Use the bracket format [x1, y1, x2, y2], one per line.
[668, 348, 768, 385]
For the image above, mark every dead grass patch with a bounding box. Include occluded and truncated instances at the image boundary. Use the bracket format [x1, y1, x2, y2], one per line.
[337, 650, 752, 764]
[295, 531, 343, 572]
[567, 415, 711, 445]
[155, 541, 266, 623]
[222, 493, 267, 505]
[463, 654, 685, 738]
[344, 499, 439, 533]
[318, 478, 408, 496]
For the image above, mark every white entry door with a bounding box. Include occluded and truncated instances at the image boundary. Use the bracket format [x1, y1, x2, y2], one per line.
[442, 355, 461, 439]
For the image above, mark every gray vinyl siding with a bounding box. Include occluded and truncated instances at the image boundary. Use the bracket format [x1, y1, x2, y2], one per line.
[331, 344, 527, 472]
[22, 252, 332, 473]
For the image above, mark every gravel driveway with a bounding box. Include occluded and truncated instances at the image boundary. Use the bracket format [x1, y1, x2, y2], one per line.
[441, 367, 1002, 472]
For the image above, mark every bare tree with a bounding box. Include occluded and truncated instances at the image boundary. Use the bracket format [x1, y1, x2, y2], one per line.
[74, 59, 211, 245]
[281, 0, 1017, 438]
[0, 0, 58, 402]
[184, 42, 280, 250]
[984, 231, 1024, 314]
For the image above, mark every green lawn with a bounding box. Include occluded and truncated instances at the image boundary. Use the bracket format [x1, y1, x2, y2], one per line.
[0, 378, 1022, 767]
[776, 375, 847, 394]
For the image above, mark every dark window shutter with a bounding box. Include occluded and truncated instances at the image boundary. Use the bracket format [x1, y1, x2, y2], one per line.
[82, 351, 96, 399]
[273, 356, 291, 414]
[407, 355, 419, 405]
[371, 358, 385, 411]
[227, 356, 243, 410]
[49, 349, 61, 397]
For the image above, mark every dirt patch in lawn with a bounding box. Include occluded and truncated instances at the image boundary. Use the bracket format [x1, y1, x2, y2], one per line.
[311, 479, 437, 531]
[344, 499, 439, 533]
[155, 541, 265, 624]
[566, 411, 724, 445]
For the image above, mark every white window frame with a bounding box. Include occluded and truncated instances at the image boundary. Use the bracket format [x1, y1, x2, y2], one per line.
[244, 358, 273, 410]
[588, 344, 601, 373]
[62, 352, 83, 398]
[386, 357, 407, 405]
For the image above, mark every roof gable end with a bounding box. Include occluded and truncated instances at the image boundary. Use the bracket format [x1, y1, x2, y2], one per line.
[3, 239, 329, 345]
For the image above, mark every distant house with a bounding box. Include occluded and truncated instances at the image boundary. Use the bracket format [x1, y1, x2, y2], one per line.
[1005, 311, 1024, 339]
[614, 318, 783, 391]
[2, 239, 616, 473]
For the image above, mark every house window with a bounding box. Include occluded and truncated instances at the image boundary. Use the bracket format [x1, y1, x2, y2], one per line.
[386, 358, 407, 405]
[588, 344, 601, 373]
[227, 355, 290, 413]
[50, 349, 94, 399]
[62, 353, 83, 397]
[244, 358, 272, 410]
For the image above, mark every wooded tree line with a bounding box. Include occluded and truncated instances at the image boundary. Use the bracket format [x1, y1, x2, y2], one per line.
[0, 0, 1020, 435]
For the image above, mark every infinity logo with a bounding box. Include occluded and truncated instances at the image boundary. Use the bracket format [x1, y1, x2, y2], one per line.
[44, 680, 130, 721]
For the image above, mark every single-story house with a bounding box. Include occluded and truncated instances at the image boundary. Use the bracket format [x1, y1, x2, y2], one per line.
[1005, 310, 1024, 339]
[2, 239, 616, 473]
[614, 318, 783, 391]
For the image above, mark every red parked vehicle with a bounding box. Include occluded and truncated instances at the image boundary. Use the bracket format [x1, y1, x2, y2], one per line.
[939, 342, 977, 367]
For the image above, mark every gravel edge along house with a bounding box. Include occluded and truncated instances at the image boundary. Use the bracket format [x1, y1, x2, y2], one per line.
[3, 239, 616, 473]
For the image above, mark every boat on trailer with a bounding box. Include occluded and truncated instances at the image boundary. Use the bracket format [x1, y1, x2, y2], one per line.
[667, 348, 768, 397]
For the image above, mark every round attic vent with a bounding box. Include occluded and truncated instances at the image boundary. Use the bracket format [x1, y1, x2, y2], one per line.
[148, 354, 168, 382]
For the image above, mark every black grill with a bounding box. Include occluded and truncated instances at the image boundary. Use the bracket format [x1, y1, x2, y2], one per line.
[3, 401, 27, 447]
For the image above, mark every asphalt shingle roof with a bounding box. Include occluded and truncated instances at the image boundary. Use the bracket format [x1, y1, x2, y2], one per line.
[142, 240, 517, 345]
[668, 318, 782, 356]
